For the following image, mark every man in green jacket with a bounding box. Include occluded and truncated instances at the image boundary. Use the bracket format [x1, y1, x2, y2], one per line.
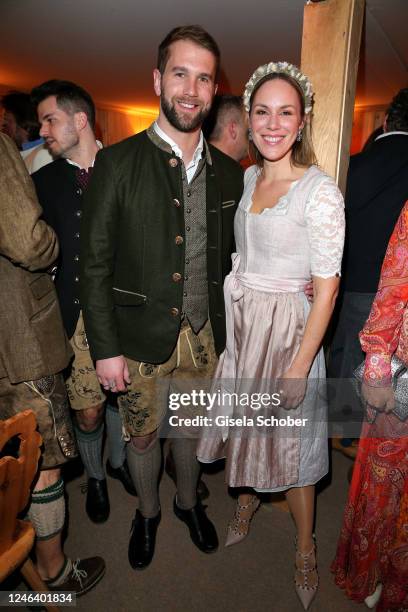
[81, 25, 244, 569]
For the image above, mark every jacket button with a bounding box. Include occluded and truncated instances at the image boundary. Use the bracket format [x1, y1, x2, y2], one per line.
[170, 307, 179, 316]
[169, 158, 178, 167]
[172, 272, 182, 282]
[173, 198, 181, 207]
[175, 236, 183, 245]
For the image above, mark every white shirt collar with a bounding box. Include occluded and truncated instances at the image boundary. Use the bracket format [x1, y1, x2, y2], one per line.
[375, 131, 408, 141]
[66, 140, 103, 169]
[153, 121, 204, 183]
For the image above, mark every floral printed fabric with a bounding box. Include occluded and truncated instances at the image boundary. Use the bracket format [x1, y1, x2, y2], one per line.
[360, 200, 408, 385]
[332, 200, 408, 611]
[331, 418, 408, 611]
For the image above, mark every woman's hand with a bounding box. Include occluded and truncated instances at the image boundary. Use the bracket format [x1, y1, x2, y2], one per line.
[362, 381, 395, 413]
[279, 367, 308, 410]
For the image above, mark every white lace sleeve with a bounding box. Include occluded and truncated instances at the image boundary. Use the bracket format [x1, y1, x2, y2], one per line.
[305, 176, 345, 278]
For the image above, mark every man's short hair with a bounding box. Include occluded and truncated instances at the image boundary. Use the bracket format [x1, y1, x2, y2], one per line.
[2, 91, 40, 140]
[31, 80, 96, 130]
[205, 95, 244, 140]
[157, 25, 220, 77]
[386, 88, 408, 132]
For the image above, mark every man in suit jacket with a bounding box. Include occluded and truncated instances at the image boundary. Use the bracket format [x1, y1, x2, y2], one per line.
[0, 133, 105, 594]
[81, 25, 244, 569]
[329, 88, 408, 444]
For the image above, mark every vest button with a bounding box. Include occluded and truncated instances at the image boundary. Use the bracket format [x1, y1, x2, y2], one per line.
[175, 235, 183, 245]
[170, 307, 179, 317]
[169, 158, 178, 167]
[75, 210, 82, 217]
[74, 299, 80, 305]
[172, 272, 182, 282]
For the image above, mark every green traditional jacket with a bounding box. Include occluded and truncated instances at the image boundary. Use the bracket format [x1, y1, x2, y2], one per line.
[80, 127, 244, 363]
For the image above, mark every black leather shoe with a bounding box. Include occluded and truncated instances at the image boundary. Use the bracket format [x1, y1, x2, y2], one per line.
[86, 478, 110, 523]
[128, 509, 161, 570]
[106, 460, 137, 497]
[165, 451, 210, 501]
[173, 497, 218, 553]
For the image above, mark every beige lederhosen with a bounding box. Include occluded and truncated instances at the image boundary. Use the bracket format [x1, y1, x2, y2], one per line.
[66, 313, 217, 437]
[118, 319, 217, 437]
[65, 312, 106, 411]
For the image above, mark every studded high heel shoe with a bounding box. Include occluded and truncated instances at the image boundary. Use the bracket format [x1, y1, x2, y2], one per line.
[294, 536, 318, 610]
[225, 495, 260, 547]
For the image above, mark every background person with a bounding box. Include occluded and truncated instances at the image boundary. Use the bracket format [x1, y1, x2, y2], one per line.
[31, 79, 136, 524]
[332, 199, 408, 612]
[328, 88, 408, 458]
[0, 132, 105, 594]
[1, 91, 53, 173]
[206, 94, 249, 163]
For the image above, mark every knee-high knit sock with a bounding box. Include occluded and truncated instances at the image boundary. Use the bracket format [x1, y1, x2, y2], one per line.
[74, 421, 105, 481]
[105, 401, 126, 469]
[126, 439, 161, 518]
[171, 438, 200, 510]
[27, 478, 65, 541]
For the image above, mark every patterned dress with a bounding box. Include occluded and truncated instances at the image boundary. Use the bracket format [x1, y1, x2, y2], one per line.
[332, 201, 408, 612]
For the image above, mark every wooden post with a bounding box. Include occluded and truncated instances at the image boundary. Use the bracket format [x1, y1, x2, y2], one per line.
[301, 0, 365, 193]
[268, 0, 364, 515]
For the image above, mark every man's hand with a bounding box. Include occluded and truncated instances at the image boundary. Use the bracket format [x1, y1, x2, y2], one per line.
[96, 355, 130, 393]
[362, 382, 395, 413]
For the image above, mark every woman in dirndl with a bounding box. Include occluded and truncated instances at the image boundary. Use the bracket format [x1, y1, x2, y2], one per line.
[197, 61, 345, 610]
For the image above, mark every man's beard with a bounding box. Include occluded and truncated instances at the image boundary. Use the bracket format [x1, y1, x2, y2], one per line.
[47, 121, 79, 158]
[161, 93, 210, 133]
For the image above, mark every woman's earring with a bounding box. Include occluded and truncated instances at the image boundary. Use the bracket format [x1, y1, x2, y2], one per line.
[248, 128, 253, 141]
[296, 129, 303, 142]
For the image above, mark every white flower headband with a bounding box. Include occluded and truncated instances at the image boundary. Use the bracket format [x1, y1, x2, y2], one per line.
[243, 61, 314, 115]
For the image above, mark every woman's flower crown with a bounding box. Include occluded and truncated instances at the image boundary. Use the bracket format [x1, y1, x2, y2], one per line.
[243, 61, 314, 115]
